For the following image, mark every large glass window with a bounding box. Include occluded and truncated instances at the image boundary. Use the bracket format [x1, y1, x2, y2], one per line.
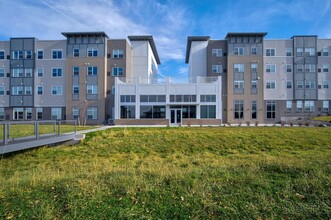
[234, 47, 244, 55]
[72, 107, 79, 119]
[266, 64, 276, 73]
[140, 95, 165, 102]
[0, 108, 5, 120]
[234, 64, 244, 72]
[305, 64, 316, 73]
[140, 106, 165, 119]
[12, 86, 23, 95]
[51, 108, 62, 120]
[266, 101, 276, 119]
[323, 101, 329, 112]
[51, 85, 63, 95]
[120, 106, 135, 119]
[12, 68, 24, 77]
[12, 51, 23, 59]
[182, 106, 196, 118]
[0, 68, 4, 77]
[200, 105, 216, 118]
[286, 101, 292, 112]
[120, 95, 136, 103]
[296, 48, 303, 56]
[87, 107, 98, 119]
[266, 48, 275, 56]
[305, 48, 315, 56]
[212, 49, 222, 57]
[251, 101, 257, 119]
[170, 95, 196, 102]
[36, 108, 43, 120]
[234, 100, 244, 119]
[13, 108, 24, 120]
[52, 68, 63, 77]
[200, 95, 216, 102]
[304, 101, 314, 112]
[297, 101, 303, 112]
[87, 85, 98, 94]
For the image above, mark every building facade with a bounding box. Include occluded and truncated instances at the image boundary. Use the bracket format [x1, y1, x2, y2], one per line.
[186, 33, 331, 124]
[0, 31, 330, 125]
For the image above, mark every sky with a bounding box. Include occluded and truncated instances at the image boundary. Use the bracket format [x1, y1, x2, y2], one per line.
[0, 0, 331, 79]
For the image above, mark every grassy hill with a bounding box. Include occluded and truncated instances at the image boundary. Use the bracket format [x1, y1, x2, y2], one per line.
[0, 127, 330, 219]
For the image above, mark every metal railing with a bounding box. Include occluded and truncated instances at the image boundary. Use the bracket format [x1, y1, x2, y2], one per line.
[0, 120, 77, 145]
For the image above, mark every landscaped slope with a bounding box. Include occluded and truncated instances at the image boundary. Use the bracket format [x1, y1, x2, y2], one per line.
[0, 127, 330, 219]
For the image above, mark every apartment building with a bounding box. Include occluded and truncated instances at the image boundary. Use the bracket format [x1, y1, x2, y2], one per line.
[186, 33, 331, 124]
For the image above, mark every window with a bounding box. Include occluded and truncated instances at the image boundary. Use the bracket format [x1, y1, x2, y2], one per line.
[113, 49, 124, 58]
[0, 86, 4, 95]
[266, 48, 275, 56]
[0, 108, 4, 120]
[25, 86, 32, 95]
[251, 101, 257, 119]
[0, 50, 4, 59]
[73, 85, 79, 94]
[112, 67, 124, 76]
[212, 65, 222, 73]
[87, 85, 98, 94]
[286, 48, 292, 56]
[87, 66, 98, 76]
[234, 47, 244, 55]
[251, 47, 257, 55]
[286, 101, 292, 112]
[37, 50, 43, 59]
[234, 81, 244, 89]
[305, 81, 315, 89]
[120, 106, 135, 119]
[12, 86, 23, 95]
[141, 95, 166, 102]
[200, 105, 216, 118]
[73, 48, 79, 57]
[266, 81, 276, 89]
[37, 68, 43, 77]
[200, 95, 216, 102]
[25, 51, 32, 59]
[297, 81, 304, 89]
[297, 101, 303, 112]
[87, 107, 98, 119]
[266, 64, 276, 73]
[37, 86, 43, 95]
[121, 95, 136, 103]
[251, 81, 257, 90]
[322, 80, 329, 89]
[169, 95, 196, 102]
[305, 48, 315, 56]
[305, 64, 316, 73]
[212, 49, 222, 57]
[12, 68, 23, 77]
[36, 108, 43, 120]
[13, 108, 24, 120]
[266, 101, 276, 119]
[112, 85, 115, 94]
[297, 64, 303, 73]
[234, 100, 244, 119]
[251, 64, 257, 73]
[234, 64, 244, 72]
[51, 108, 62, 120]
[304, 101, 314, 112]
[0, 68, 4, 77]
[140, 106, 166, 119]
[286, 64, 292, 73]
[72, 107, 79, 119]
[52, 68, 62, 77]
[25, 108, 32, 120]
[286, 80, 292, 89]
[182, 106, 196, 119]
[322, 47, 329, 56]
[323, 101, 329, 112]
[51, 85, 62, 95]
[73, 66, 79, 76]
[296, 48, 303, 56]
[323, 64, 329, 72]
[12, 51, 23, 59]
[87, 48, 98, 57]
[25, 68, 33, 77]
[52, 50, 62, 59]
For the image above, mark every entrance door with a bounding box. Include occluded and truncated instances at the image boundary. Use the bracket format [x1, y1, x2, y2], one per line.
[170, 109, 182, 125]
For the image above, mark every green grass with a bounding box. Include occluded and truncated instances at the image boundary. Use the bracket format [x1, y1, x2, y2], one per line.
[0, 127, 330, 219]
[312, 116, 331, 122]
[0, 124, 96, 140]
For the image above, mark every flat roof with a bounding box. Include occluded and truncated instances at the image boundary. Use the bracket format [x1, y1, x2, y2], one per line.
[291, 35, 318, 38]
[128, 35, 161, 64]
[185, 36, 210, 63]
[225, 32, 267, 39]
[62, 32, 109, 38]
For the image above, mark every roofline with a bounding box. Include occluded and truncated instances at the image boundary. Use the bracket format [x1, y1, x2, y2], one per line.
[62, 32, 109, 38]
[291, 35, 318, 38]
[225, 32, 268, 39]
[185, 36, 210, 63]
[128, 35, 161, 64]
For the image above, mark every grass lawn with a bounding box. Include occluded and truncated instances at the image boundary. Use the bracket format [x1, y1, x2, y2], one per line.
[312, 116, 331, 122]
[0, 127, 330, 219]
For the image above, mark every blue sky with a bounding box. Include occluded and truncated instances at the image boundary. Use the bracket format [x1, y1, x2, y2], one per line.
[0, 0, 331, 79]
